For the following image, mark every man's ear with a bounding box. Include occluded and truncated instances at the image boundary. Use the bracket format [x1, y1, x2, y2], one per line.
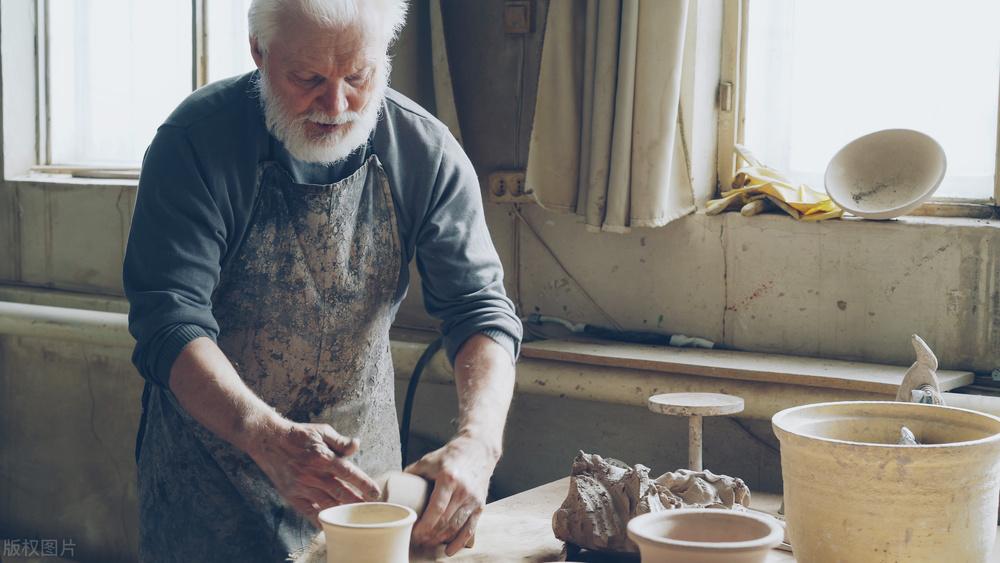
[250, 37, 264, 69]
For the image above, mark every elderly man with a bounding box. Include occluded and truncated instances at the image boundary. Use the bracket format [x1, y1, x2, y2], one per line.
[123, 0, 521, 560]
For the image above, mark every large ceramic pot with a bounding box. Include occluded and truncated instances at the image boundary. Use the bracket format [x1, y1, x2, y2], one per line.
[773, 401, 1000, 562]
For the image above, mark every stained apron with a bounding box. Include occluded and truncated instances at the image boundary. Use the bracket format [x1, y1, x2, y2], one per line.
[136, 154, 403, 562]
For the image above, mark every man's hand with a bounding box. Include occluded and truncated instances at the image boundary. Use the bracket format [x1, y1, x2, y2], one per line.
[247, 420, 381, 526]
[169, 338, 382, 527]
[406, 434, 499, 555]
[402, 333, 515, 556]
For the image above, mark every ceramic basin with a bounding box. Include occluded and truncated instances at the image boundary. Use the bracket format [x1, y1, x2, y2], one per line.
[627, 508, 784, 563]
[773, 401, 1000, 562]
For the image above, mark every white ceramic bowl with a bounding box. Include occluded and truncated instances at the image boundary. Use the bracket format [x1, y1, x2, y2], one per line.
[627, 508, 784, 563]
[824, 129, 946, 219]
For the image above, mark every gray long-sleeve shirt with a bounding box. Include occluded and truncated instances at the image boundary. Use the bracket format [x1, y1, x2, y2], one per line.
[124, 71, 521, 387]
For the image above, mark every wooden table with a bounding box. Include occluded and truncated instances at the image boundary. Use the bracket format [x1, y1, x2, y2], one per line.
[415, 478, 1000, 562]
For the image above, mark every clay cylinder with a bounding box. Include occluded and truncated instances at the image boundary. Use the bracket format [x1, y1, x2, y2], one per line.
[773, 401, 1000, 563]
[379, 471, 431, 515]
[378, 471, 477, 550]
[319, 503, 416, 563]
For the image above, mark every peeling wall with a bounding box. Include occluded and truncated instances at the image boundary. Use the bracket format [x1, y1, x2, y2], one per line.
[506, 210, 1000, 372]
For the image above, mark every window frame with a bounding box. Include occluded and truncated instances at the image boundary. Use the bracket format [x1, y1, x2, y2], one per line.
[31, 0, 213, 180]
[717, 0, 1000, 218]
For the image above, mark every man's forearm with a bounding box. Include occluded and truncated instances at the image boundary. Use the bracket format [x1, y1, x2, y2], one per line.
[166, 336, 380, 519]
[168, 336, 285, 454]
[451, 333, 516, 458]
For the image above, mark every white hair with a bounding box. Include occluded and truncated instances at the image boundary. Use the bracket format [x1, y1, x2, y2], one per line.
[249, 0, 408, 53]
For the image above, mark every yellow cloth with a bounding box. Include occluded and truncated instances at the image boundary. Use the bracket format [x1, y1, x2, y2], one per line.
[707, 145, 842, 221]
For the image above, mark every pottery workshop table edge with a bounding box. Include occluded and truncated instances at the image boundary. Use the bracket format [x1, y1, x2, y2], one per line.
[432, 477, 1000, 562]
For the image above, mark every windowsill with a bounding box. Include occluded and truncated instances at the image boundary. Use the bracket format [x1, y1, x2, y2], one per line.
[703, 193, 997, 221]
[30, 164, 140, 180]
[698, 206, 1000, 230]
[909, 200, 998, 220]
[7, 172, 138, 188]
[836, 213, 1000, 228]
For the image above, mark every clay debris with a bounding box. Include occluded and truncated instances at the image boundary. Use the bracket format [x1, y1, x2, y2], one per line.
[898, 426, 919, 445]
[288, 533, 325, 563]
[552, 451, 751, 553]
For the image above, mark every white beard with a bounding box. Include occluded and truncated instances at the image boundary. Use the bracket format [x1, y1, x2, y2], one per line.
[255, 64, 387, 165]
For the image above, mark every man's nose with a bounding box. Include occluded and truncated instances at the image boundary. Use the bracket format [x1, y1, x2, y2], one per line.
[316, 80, 349, 116]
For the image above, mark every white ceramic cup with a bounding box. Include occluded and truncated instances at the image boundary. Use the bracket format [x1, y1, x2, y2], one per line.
[319, 502, 417, 563]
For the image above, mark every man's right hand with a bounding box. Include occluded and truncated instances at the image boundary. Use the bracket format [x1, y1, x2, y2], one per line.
[246, 420, 382, 526]
[168, 338, 380, 528]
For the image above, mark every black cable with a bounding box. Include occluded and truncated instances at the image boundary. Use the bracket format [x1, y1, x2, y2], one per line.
[730, 418, 781, 455]
[400, 337, 443, 466]
[581, 324, 673, 346]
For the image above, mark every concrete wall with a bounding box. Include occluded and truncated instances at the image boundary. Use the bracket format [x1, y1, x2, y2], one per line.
[509, 209, 1000, 372]
[0, 336, 141, 562]
[0, 289, 138, 562]
[1, 1, 999, 561]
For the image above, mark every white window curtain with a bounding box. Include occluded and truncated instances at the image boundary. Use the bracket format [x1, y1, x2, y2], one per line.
[429, 0, 463, 144]
[525, 0, 695, 233]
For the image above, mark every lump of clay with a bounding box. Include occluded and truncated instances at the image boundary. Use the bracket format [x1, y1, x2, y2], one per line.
[656, 468, 751, 509]
[552, 451, 751, 553]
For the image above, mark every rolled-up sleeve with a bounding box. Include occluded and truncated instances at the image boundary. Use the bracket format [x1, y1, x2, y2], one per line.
[415, 133, 523, 364]
[124, 125, 227, 387]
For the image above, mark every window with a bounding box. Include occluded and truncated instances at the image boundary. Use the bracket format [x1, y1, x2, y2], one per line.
[206, 0, 256, 84]
[40, 0, 256, 172]
[720, 0, 1000, 204]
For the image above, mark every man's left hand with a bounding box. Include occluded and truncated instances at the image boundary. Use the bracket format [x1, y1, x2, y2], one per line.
[405, 434, 500, 555]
